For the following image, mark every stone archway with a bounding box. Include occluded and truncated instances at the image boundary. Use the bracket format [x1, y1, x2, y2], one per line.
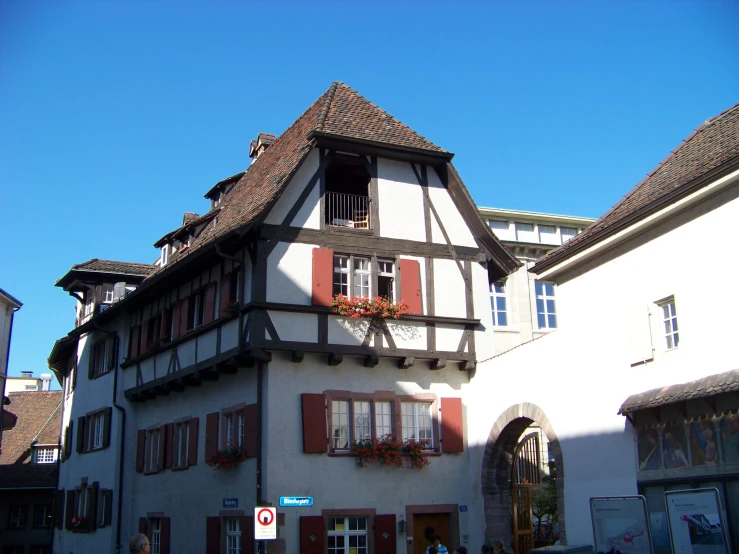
[480, 402, 566, 547]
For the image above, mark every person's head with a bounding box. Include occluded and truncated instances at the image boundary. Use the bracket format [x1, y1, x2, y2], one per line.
[129, 533, 150, 554]
[432, 534, 442, 546]
[456, 547, 468, 554]
[493, 540, 506, 552]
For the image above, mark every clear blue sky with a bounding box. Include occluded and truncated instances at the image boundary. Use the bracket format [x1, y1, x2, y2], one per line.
[2, 1, 737, 385]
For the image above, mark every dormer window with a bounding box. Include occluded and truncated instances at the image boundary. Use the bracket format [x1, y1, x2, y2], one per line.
[161, 245, 169, 266]
[102, 284, 114, 304]
[325, 160, 371, 230]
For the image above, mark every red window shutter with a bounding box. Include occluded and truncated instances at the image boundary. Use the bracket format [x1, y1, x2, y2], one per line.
[399, 258, 422, 315]
[243, 404, 258, 459]
[88, 481, 99, 531]
[311, 248, 334, 306]
[441, 397, 464, 453]
[178, 298, 190, 335]
[139, 517, 148, 534]
[160, 517, 171, 554]
[136, 429, 146, 473]
[171, 302, 182, 339]
[205, 412, 219, 460]
[301, 393, 327, 453]
[163, 423, 174, 469]
[240, 516, 255, 554]
[374, 514, 396, 552]
[158, 424, 166, 470]
[64, 490, 75, 529]
[188, 417, 199, 466]
[300, 515, 325, 554]
[53, 488, 65, 529]
[219, 274, 232, 316]
[206, 516, 221, 554]
[204, 282, 217, 324]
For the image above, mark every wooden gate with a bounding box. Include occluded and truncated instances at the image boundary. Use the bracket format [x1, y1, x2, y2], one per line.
[511, 432, 541, 554]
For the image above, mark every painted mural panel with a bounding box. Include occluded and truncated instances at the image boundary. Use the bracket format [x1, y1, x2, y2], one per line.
[638, 428, 662, 470]
[690, 419, 719, 466]
[662, 424, 690, 469]
[721, 413, 739, 463]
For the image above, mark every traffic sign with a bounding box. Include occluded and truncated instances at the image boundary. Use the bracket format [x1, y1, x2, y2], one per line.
[254, 507, 277, 540]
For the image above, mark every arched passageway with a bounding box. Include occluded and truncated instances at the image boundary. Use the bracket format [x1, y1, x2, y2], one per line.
[480, 403, 566, 551]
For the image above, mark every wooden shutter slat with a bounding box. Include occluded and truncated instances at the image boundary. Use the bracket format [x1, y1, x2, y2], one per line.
[65, 490, 75, 530]
[188, 417, 199, 466]
[241, 516, 255, 554]
[102, 407, 113, 448]
[136, 429, 146, 473]
[301, 393, 327, 454]
[374, 514, 396, 553]
[219, 273, 232, 317]
[89, 481, 99, 530]
[160, 517, 171, 554]
[206, 516, 221, 554]
[441, 397, 464, 453]
[172, 301, 182, 339]
[53, 488, 65, 529]
[300, 515, 325, 554]
[139, 517, 148, 534]
[399, 258, 422, 315]
[244, 404, 258, 459]
[164, 423, 174, 469]
[107, 337, 117, 369]
[311, 248, 334, 306]
[205, 412, 219, 460]
[76, 416, 86, 453]
[204, 282, 216, 324]
[104, 490, 113, 526]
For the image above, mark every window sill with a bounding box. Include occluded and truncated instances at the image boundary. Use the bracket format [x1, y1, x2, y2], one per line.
[81, 445, 108, 454]
[91, 370, 112, 380]
[492, 326, 520, 333]
[171, 464, 190, 472]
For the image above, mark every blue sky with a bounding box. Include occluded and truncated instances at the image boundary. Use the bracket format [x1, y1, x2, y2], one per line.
[1, 1, 737, 385]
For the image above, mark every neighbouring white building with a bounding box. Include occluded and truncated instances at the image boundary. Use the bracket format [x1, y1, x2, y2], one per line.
[47, 82, 520, 554]
[1, 287, 22, 451]
[4, 371, 55, 394]
[466, 102, 739, 553]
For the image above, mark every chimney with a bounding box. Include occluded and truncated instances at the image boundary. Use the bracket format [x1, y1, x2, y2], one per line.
[40, 374, 53, 391]
[248, 133, 276, 164]
[182, 212, 200, 226]
[21, 371, 33, 379]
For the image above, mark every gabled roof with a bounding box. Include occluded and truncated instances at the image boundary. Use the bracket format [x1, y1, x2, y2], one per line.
[0, 391, 62, 488]
[55, 258, 157, 290]
[535, 102, 739, 273]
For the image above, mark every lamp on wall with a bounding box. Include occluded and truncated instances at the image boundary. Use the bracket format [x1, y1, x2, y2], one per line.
[398, 518, 407, 534]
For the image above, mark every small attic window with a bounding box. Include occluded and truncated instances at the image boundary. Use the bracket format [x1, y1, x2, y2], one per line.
[325, 160, 371, 229]
[161, 245, 168, 266]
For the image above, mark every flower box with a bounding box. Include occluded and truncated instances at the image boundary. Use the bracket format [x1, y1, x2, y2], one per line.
[350, 435, 430, 469]
[331, 295, 409, 319]
[222, 301, 241, 317]
[206, 445, 245, 471]
[71, 515, 90, 532]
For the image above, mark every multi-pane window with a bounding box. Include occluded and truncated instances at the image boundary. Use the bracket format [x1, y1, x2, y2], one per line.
[102, 284, 114, 304]
[91, 412, 104, 450]
[328, 517, 368, 554]
[33, 504, 52, 528]
[92, 338, 111, 378]
[659, 299, 679, 349]
[401, 403, 433, 448]
[33, 447, 58, 464]
[332, 400, 350, 450]
[490, 282, 508, 326]
[150, 518, 161, 554]
[354, 401, 371, 442]
[353, 257, 371, 298]
[225, 414, 233, 446]
[334, 256, 350, 296]
[77, 486, 87, 519]
[226, 517, 241, 554]
[238, 413, 244, 447]
[188, 289, 207, 330]
[377, 260, 395, 301]
[145, 313, 162, 350]
[173, 421, 190, 468]
[7, 505, 26, 529]
[535, 281, 557, 329]
[375, 401, 392, 437]
[146, 428, 161, 472]
[221, 407, 245, 452]
[560, 227, 577, 242]
[84, 292, 95, 316]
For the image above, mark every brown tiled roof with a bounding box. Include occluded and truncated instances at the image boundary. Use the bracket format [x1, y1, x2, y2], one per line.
[0, 391, 62, 487]
[535, 102, 739, 273]
[618, 369, 739, 414]
[71, 258, 157, 276]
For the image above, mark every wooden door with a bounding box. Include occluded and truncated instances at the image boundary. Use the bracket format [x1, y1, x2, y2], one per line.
[412, 513, 450, 554]
[511, 432, 541, 554]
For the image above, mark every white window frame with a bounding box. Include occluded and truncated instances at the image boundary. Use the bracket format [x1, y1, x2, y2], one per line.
[490, 282, 508, 327]
[353, 257, 371, 298]
[353, 401, 372, 442]
[331, 400, 350, 450]
[226, 517, 241, 554]
[376, 259, 395, 301]
[327, 516, 369, 554]
[333, 254, 375, 299]
[658, 297, 679, 350]
[150, 518, 161, 554]
[33, 446, 58, 464]
[374, 401, 392, 438]
[161, 245, 168, 267]
[145, 427, 161, 473]
[172, 419, 191, 469]
[90, 412, 104, 450]
[93, 339, 110, 377]
[101, 284, 114, 304]
[560, 227, 577, 243]
[8, 504, 27, 529]
[97, 492, 107, 527]
[535, 281, 557, 329]
[401, 402, 434, 449]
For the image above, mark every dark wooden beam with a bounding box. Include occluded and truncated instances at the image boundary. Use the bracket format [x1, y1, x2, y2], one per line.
[182, 374, 202, 387]
[199, 368, 220, 381]
[166, 379, 185, 392]
[216, 361, 238, 375]
[329, 353, 343, 366]
[292, 350, 304, 363]
[154, 385, 170, 397]
[398, 357, 415, 369]
[251, 348, 272, 363]
[364, 354, 379, 368]
[141, 389, 156, 400]
[431, 358, 447, 370]
[461, 360, 476, 372]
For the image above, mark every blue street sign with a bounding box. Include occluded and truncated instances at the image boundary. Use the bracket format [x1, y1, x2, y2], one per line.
[280, 496, 314, 507]
[223, 498, 238, 508]
[459, 505, 468, 512]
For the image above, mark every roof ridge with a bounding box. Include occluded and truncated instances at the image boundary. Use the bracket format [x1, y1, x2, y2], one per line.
[316, 81, 340, 132]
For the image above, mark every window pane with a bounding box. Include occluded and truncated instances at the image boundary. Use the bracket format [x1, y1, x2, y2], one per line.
[354, 401, 371, 441]
[498, 312, 507, 326]
[332, 401, 349, 449]
[535, 281, 543, 295]
[537, 313, 546, 328]
[375, 402, 391, 437]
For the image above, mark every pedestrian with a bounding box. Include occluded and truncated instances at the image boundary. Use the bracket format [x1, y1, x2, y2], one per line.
[481, 545, 491, 554]
[129, 533, 151, 554]
[426, 534, 449, 554]
[429, 548, 438, 554]
[492, 540, 509, 554]
[454, 547, 468, 554]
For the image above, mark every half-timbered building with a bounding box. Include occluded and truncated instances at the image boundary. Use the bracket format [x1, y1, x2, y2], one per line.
[48, 82, 519, 554]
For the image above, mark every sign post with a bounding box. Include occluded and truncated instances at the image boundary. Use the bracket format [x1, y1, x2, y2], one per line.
[665, 488, 730, 554]
[254, 507, 277, 541]
[590, 496, 653, 554]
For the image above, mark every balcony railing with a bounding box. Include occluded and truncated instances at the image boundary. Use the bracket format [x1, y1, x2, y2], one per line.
[325, 192, 370, 229]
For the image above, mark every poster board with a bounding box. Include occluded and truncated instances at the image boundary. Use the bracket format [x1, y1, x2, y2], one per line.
[590, 496, 653, 554]
[665, 488, 730, 554]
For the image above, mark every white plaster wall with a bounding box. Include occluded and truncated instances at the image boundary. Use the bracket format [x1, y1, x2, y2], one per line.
[387, 320, 426, 350]
[264, 149, 321, 229]
[433, 259, 466, 318]
[263, 353, 469, 554]
[328, 316, 369, 345]
[270, 312, 318, 343]
[427, 169, 478, 248]
[463, 183, 739, 548]
[377, 158, 426, 242]
[266, 242, 314, 305]
[471, 261, 496, 362]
